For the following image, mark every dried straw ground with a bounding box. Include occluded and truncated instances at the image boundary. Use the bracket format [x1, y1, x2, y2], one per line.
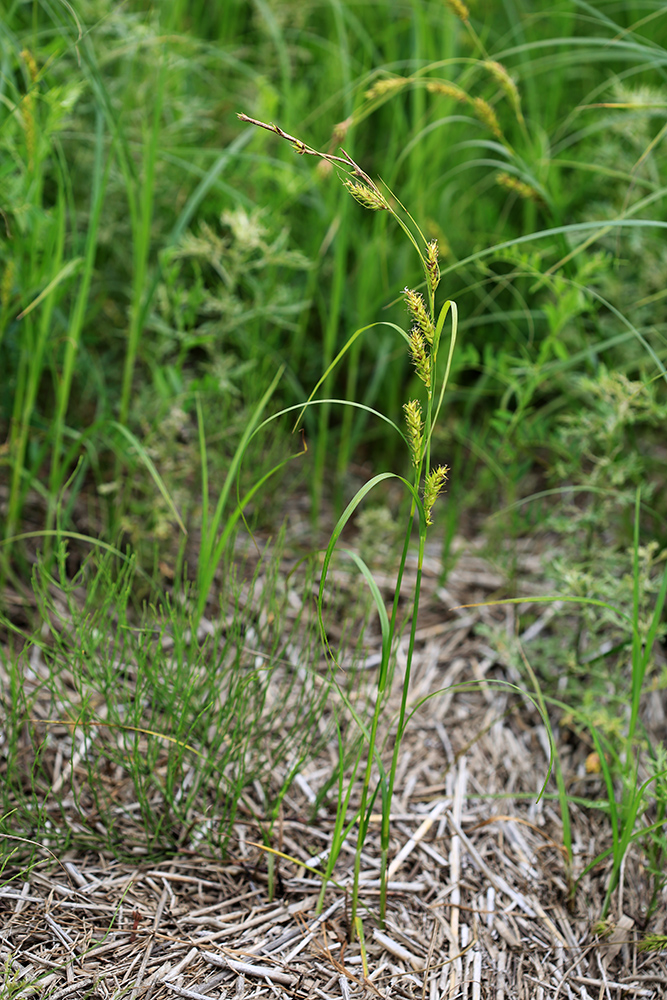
[2, 515, 667, 999]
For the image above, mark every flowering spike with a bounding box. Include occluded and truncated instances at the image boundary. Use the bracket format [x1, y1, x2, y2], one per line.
[343, 178, 389, 211]
[404, 288, 434, 345]
[425, 80, 468, 103]
[424, 465, 449, 525]
[496, 171, 540, 202]
[484, 61, 524, 124]
[365, 77, 410, 101]
[426, 240, 440, 296]
[408, 327, 431, 389]
[472, 97, 503, 139]
[403, 400, 424, 467]
[445, 0, 470, 22]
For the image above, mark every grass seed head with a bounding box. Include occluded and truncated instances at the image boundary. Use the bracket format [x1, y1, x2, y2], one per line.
[426, 239, 440, 295]
[343, 178, 389, 211]
[445, 0, 470, 23]
[404, 287, 434, 344]
[408, 327, 431, 389]
[425, 80, 468, 103]
[403, 400, 424, 467]
[424, 465, 449, 525]
[472, 97, 503, 139]
[484, 60, 523, 120]
[21, 48, 39, 82]
[496, 171, 540, 202]
[365, 77, 410, 101]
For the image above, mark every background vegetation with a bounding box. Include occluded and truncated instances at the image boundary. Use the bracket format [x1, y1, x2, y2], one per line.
[1, 0, 666, 909]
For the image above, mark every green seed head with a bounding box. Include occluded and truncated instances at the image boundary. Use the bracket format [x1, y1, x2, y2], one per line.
[343, 178, 389, 211]
[424, 465, 449, 525]
[445, 0, 470, 22]
[404, 288, 434, 344]
[472, 97, 503, 139]
[403, 399, 424, 467]
[408, 327, 431, 389]
[426, 240, 440, 296]
[496, 171, 540, 202]
[484, 61, 522, 119]
[425, 80, 468, 103]
[365, 77, 410, 101]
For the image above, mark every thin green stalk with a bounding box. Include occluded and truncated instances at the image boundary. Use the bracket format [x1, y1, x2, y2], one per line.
[118, 53, 165, 429]
[378, 526, 425, 922]
[47, 110, 109, 534]
[313, 197, 349, 521]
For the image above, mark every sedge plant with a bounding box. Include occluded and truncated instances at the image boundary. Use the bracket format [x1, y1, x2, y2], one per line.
[239, 114, 458, 932]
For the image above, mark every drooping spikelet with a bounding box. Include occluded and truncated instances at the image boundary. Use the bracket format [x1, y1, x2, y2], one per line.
[365, 77, 411, 101]
[496, 171, 541, 202]
[425, 239, 440, 296]
[425, 80, 468, 104]
[403, 400, 424, 467]
[483, 61, 524, 123]
[424, 465, 449, 525]
[445, 0, 470, 23]
[472, 97, 503, 139]
[343, 179, 389, 211]
[404, 288, 434, 344]
[408, 327, 431, 389]
[21, 49, 38, 81]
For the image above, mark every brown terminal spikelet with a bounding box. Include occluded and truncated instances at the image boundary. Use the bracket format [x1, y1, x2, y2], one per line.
[445, 0, 470, 22]
[408, 327, 431, 389]
[404, 288, 434, 344]
[426, 240, 440, 296]
[472, 97, 503, 139]
[403, 400, 424, 467]
[343, 179, 389, 211]
[424, 465, 449, 525]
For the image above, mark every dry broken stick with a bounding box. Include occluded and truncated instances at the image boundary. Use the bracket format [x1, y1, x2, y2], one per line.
[237, 112, 389, 208]
[202, 951, 295, 987]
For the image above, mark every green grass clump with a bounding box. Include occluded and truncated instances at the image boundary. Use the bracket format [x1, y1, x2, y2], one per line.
[1, 536, 330, 861]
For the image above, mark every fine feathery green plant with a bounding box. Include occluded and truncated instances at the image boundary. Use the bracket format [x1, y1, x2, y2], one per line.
[467, 488, 667, 919]
[239, 113, 459, 933]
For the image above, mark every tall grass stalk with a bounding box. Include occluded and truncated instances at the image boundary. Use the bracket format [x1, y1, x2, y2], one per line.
[239, 114, 458, 929]
[47, 111, 109, 535]
[117, 56, 165, 430]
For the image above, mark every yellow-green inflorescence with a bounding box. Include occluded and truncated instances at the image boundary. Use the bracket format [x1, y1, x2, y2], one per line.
[484, 60, 524, 123]
[424, 465, 449, 525]
[445, 0, 470, 22]
[408, 327, 431, 389]
[403, 287, 434, 344]
[343, 178, 389, 211]
[425, 239, 441, 297]
[403, 399, 423, 468]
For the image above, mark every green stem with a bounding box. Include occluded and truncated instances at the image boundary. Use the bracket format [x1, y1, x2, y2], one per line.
[350, 485, 418, 932]
[379, 525, 426, 923]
